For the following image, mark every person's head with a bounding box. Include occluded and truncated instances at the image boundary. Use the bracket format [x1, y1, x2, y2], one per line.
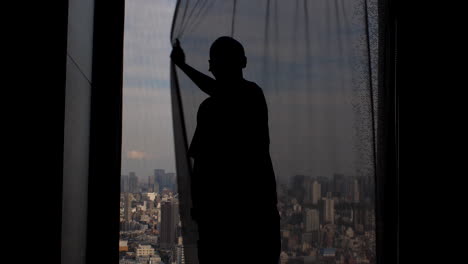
[209, 36, 247, 81]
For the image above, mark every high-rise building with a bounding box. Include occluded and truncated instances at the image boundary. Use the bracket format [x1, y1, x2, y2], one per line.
[161, 172, 175, 191]
[153, 181, 160, 194]
[121, 175, 129, 192]
[303, 177, 313, 203]
[124, 193, 133, 222]
[291, 175, 307, 202]
[129, 172, 139, 193]
[160, 198, 179, 249]
[148, 175, 154, 192]
[304, 209, 320, 232]
[154, 169, 165, 192]
[311, 180, 321, 204]
[148, 175, 160, 193]
[167, 172, 177, 191]
[352, 178, 360, 203]
[323, 196, 335, 224]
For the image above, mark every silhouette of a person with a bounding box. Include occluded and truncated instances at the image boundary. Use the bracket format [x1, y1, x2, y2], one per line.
[171, 36, 280, 264]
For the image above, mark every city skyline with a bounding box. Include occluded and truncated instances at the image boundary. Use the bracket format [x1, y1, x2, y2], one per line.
[119, 170, 376, 264]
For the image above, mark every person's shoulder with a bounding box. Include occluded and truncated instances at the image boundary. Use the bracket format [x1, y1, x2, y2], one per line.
[243, 80, 264, 96]
[199, 96, 216, 111]
[243, 79, 261, 89]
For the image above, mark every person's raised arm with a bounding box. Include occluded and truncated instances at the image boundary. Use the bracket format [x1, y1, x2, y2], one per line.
[170, 39, 216, 96]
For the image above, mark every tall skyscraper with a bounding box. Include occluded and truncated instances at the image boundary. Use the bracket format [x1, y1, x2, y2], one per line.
[324, 196, 335, 224]
[124, 193, 133, 222]
[148, 175, 154, 192]
[160, 198, 179, 249]
[166, 172, 176, 191]
[291, 175, 307, 202]
[352, 178, 360, 203]
[304, 208, 320, 232]
[147, 175, 160, 193]
[160, 172, 175, 191]
[312, 180, 321, 204]
[121, 175, 129, 192]
[154, 169, 165, 192]
[154, 182, 160, 194]
[129, 172, 139, 193]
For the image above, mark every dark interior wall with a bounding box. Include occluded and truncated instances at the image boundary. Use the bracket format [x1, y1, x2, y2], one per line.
[9, 0, 124, 263]
[62, 0, 125, 263]
[85, 0, 125, 263]
[61, 0, 95, 264]
[8, 1, 69, 263]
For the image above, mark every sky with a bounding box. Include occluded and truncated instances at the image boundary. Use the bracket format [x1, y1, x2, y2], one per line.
[121, 0, 177, 179]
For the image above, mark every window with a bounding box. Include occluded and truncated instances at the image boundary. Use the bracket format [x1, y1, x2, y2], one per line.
[60, 1, 397, 263]
[119, 1, 182, 264]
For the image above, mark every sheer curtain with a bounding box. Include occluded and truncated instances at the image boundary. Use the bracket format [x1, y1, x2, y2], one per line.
[170, 1, 387, 263]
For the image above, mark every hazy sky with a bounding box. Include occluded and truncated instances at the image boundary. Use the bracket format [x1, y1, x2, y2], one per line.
[121, 0, 177, 179]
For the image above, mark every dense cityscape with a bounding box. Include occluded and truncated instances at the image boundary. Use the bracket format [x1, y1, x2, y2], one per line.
[119, 170, 376, 264]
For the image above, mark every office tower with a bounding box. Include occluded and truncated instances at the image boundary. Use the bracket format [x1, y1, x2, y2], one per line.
[353, 207, 366, 233]
[160, 198, 179, 249]
[147, 175, 160, 193]
[154, 169, 165, 192]
[291, 175, 307, 202]
[153, 181, 160, 194]
[148, 175, 154, 192]
[129, 172, 139, 193]
[121, 175, 129, 193]
[304, 209, 320, 232]
[324, 197, 335, 224]
[124, 193, 133, 222]
[352, 178, 360, 203]
[315, 176, 329, 197]
[303, 177, 312, 202]
[166, 172, 176, 191]
[311, 180, 321, 204]
[160, 172, 175, 191]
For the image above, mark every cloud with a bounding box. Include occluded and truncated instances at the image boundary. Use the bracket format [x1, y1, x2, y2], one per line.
[127, 150, 150, 160]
